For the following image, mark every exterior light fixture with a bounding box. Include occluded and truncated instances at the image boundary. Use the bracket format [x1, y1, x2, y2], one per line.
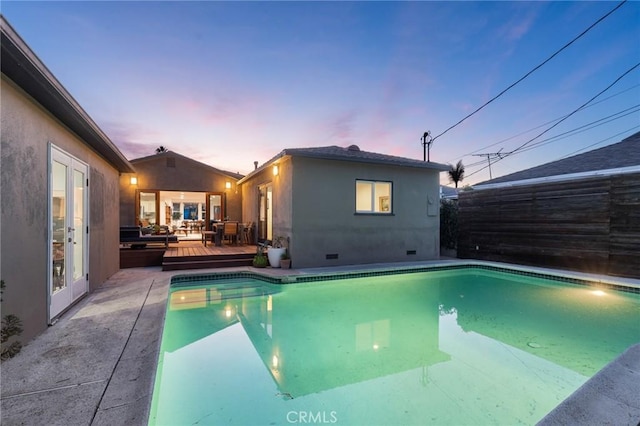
[225, 181, 232, 189]
[130, 176, 138, 185]
[273, 165, 279, 176]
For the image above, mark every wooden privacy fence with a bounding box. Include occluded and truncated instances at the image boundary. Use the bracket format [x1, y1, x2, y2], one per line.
[458, 173, 640, 278]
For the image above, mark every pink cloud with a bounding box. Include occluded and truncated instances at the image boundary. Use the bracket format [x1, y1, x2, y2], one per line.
[495, 6, 540, 42]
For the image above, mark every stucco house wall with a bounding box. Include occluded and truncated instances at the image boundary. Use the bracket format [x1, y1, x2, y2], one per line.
[240, 147, 446, 268]
[119, 152, 243, 225]
[1, 77, 123, 343]
[241, 157, 293, 243]
[1, 17, 133, 344]
[288, 156, 442, 268]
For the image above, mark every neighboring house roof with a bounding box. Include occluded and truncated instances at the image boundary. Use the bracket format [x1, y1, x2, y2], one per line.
[0, 16, 134, 173]
[238, 144, 450, 184]
[440, 185, 458, 199]
[474, 131, 640, 190]
[130, 150, 244, 180]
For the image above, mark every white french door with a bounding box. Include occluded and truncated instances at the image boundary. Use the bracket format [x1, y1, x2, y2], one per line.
[50, 145, 89, 321]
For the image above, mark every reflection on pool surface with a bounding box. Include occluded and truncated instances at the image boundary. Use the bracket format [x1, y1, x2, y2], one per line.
[149, 269, 640, 425]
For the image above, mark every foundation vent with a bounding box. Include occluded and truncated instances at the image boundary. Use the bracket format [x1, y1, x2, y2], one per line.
[406, 250, 417, 255]
[325, 254, 339, 260]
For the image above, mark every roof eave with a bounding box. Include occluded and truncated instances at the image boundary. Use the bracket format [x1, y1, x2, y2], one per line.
[130, 151, 244, 180]
[282, 149, 451, 171]
[238, 149, 449, 185]
[0, 16, 134, 173]
[472, 165, 640, 191]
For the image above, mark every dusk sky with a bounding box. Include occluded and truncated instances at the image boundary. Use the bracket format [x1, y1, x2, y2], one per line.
[2, 1, 639, 185]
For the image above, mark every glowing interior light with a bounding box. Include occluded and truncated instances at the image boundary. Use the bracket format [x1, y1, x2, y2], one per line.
[272, 355, 279, 368]
[591, 290, 606, 296]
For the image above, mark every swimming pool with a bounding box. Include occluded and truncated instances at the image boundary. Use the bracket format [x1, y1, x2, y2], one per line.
[148, 266, 640, 425]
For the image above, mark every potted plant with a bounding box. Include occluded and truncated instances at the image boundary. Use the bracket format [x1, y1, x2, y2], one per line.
[252, 243, 268, 268]
[280, 250, 291, 269]
[267, 236, 287, 268]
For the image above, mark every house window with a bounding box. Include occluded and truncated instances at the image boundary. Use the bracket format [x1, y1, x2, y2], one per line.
[355, 180, 392, 214]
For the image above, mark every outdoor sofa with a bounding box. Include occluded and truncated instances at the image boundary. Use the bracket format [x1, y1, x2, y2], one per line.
[120, 226, 178, 249]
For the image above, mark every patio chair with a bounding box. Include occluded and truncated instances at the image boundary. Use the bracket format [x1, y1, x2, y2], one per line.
[223, 221, 239, 245]
[242, 221, 254, 244]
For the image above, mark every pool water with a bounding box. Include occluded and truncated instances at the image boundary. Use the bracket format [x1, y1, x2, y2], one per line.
[148, 268, 640, 425]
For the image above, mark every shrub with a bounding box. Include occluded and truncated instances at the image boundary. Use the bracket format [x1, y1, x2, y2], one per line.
[1, 280, 23, 361]
[440, 199, 458, 249]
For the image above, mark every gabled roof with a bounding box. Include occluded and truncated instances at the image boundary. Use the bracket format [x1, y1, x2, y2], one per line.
[130, 150, 244, 180]
[0, 16, 134, 173]
[474, 131, 640, 189]
[238, 144, 450, 184]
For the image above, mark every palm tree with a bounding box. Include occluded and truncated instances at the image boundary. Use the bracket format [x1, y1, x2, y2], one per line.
[155, 145, 167, 154]
[448, 160, 465, 188]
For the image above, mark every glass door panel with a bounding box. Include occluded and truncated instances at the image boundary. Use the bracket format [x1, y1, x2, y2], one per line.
[267, 185, 273, 241]
[52, 160, 67, 294]
[209, 195, 222, 220]
[72, 170, 85, 281]
[206, 193, 223, 231]
[72, 169, 86, 296]
[139, 191, 157, 226]
[258, 184, 273, 242]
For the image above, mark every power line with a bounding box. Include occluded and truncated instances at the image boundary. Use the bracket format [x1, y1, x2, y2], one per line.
[515, 105, 640, 154]
[464, 62, 640, 180]
[460, 104, 639, 170]
[447, 84, 640, 162]
[502, 63, 640, 157]
[466, 127, 640, 181]
[431, 0, 628, 143]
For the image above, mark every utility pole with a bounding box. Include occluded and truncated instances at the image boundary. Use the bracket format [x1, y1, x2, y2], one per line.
[421, 131, 433, 162]
[472, 149, 507, 180]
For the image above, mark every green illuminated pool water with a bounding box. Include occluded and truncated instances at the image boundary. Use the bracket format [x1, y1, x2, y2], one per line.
[148, 268, 640, 425]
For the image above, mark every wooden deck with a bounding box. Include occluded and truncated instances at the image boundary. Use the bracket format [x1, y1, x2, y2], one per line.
[162, 241, 257, 271]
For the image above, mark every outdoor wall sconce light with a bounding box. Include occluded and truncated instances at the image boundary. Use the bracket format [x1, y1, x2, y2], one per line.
[130, 176, 138, 185]
[225, 181, 232, 189]
[273, 165, 279, 176]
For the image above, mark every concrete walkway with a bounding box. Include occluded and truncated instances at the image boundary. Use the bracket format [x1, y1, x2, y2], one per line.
[1, 262, 638, 425]
[1, 267, 171, 426]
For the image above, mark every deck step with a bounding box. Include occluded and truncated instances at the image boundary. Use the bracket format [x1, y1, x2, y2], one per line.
[163, 253, 254, 264]
[162, 257, 254, 271]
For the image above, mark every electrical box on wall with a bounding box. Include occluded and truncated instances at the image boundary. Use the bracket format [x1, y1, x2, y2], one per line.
[427, 195, 438, 216]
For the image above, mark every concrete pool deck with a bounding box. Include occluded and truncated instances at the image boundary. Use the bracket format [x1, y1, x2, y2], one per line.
[1, 260, 638, 425]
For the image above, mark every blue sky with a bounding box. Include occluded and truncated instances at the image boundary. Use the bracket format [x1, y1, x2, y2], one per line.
[2, 1, 639, 185]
